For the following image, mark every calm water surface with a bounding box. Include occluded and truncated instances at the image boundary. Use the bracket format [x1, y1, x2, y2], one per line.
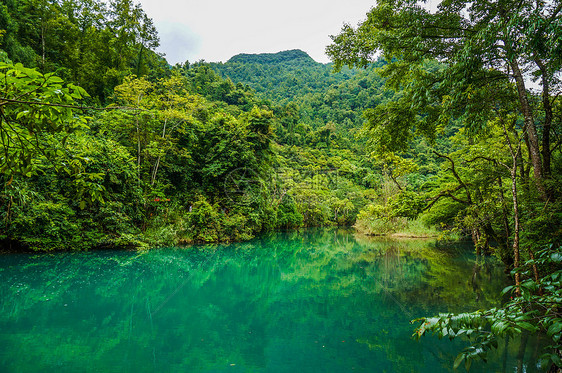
[0, 229, 542, 372]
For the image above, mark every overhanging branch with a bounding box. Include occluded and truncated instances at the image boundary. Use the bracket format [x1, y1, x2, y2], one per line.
[0, 97, 142, 111]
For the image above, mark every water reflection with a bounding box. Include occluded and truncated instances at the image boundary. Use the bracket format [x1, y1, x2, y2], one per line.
[0, 228, 541, 372]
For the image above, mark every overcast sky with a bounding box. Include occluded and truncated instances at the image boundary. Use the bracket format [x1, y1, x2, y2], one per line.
[137, 0, 377, 65]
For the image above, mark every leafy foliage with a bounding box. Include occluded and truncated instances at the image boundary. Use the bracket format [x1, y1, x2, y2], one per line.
[414, 245, 562, 371]
[0, 61, 89, 176]
[0, 0, 167, 103]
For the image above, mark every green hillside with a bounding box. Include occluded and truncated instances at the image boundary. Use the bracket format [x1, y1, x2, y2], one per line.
[227, 49, 316, 64]
[210, 50, 389, 132]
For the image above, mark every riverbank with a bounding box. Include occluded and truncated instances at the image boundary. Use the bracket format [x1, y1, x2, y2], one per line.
[353, 216, 446, 239]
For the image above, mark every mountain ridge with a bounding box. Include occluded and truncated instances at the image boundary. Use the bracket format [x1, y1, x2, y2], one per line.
[227, 49, 318, 65]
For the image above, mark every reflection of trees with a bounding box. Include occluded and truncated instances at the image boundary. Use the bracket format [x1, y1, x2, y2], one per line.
[0, 229, 523, 372]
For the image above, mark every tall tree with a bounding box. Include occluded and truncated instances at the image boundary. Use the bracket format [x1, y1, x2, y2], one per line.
[326, 0, 562, 199]
[107, 0, 159, 72]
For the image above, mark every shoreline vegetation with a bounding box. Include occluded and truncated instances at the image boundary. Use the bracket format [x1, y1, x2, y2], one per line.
[354, 216, 442, 239]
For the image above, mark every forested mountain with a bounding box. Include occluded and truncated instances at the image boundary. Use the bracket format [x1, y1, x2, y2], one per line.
[209, 50, 456, 235]
[227, 49, 316, 65]
[210, 50, 388, 133]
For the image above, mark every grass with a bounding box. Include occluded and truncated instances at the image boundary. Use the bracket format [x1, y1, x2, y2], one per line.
[391, 218, 440, 238]
[354, 216, 442, 238]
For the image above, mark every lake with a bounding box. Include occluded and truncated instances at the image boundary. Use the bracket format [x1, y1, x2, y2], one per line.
[0, 228, 543, 372]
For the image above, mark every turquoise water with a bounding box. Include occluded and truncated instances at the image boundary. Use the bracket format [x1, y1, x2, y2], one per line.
[0, 229, 542, 372]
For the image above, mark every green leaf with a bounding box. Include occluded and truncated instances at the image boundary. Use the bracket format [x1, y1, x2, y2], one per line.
[465, 357, 472, 371]
[517, 322, 537, 332]
[492, 321, 508, 334]
[453, 353, 465, 370]
[16, 110, 29, 120]
[550, 253, 562, 263]
[47, 76, 64, 84]
[547, 322, 562, 337]
[501, 285, 513, 295]
[552, 354, 562, 367]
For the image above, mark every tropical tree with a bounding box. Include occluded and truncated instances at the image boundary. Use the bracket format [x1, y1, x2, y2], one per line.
[0, 61, 89, 178]
[326, 0, 562, 200]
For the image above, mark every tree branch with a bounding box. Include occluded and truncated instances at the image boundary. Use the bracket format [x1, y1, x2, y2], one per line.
[466, 155, 510, 171]
[433, 151, 473, 205]
[424, 184, 469, 211]
[0, 97, 142, 111]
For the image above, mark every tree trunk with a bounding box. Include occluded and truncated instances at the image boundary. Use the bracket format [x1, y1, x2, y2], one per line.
[534, 58, 553, 181]
[497, 177, 511, 249]
[151, 119, 167, 186]
[510, 60, 546, 199]
[501, 116, 522, 297]
[136, 44, 145, 76]
[510, 165, 521, 297]
[136, 115, 141, 183]
[41, 21, 46, 70]
[472, 228, 482, 255]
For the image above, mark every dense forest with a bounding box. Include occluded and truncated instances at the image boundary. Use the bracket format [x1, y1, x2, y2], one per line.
[0, 0, 561, 369]
[324, 0, 562, 369]
[0, 0, 430, 251]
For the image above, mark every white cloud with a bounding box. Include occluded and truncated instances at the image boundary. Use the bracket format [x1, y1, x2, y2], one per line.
[137, 0, 374, 64]
[155, 22, 201, 64]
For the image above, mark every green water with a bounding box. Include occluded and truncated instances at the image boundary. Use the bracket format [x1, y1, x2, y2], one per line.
[0, 229, 542, 372]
